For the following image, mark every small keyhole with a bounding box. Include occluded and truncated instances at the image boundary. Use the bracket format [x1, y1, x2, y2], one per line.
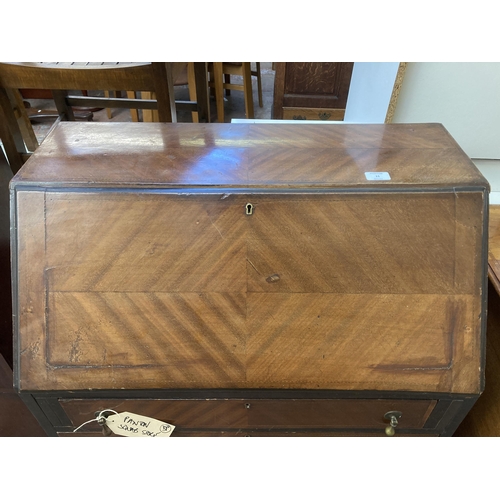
[245, 203, 253, 216]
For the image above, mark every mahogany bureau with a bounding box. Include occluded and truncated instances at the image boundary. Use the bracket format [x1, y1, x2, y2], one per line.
[11, 122, 489, 436]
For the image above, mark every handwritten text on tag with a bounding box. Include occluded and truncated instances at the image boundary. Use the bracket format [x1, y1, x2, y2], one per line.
[104, 411, 175, 437]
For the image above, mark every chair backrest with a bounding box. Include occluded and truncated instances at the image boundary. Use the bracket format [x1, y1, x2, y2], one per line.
[0, 62, 163, 89]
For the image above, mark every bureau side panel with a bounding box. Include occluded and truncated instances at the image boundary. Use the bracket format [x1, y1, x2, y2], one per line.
[14, 191, 48, 390]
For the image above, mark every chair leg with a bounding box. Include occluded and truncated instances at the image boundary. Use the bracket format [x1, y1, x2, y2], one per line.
[142, 92, 159, 122]
[152, 96, 159, 122]
[192, 62, 210, 123]
[241, 63, 254, 119]
[255, 62, 263, 108]
[104, 90, 113, 119]
[0, 87, 26, 173]
[187, 62, 199, 123]
[150, 62, 177, 123]
[7, 88, 38, 151]
[126, 91, 140, 122]
[52, 90, 75, 121]
[213, 62, 225, 123]
[141, 92, 153, 122]
[224, 73, 231, 96]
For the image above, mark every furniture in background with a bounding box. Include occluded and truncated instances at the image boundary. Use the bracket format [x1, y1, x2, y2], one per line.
[0, 353, 45, 436]
[208, 63, 262, 123]
[0, 62, 209, 173]
[272, 62, 354, 120]
[10, 122, 487, 436]
[107, 63, 207, 124]
[454, 205, 500, 436]
[21, 88, 97, 121]
[141, 63, 207, 123]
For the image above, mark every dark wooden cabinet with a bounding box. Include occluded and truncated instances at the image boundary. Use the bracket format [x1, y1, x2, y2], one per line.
[11, 122, 488, 436]
[273, 62, 354, 120]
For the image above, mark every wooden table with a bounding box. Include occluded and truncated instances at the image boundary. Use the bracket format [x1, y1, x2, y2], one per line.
[454, 205, 500, 436]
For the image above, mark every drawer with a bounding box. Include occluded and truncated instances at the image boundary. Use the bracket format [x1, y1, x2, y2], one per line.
[60, 398, 437, 435]
[282, 107, 346, 121]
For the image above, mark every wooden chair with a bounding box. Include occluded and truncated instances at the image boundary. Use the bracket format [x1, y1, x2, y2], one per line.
[0, 62, 209, 173]
[208, 63, 263, 123]
[141, 63, 205, 123]
[105, 63, 206, 124]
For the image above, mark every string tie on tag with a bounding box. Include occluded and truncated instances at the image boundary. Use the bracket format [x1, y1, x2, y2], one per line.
[73, 409, 118, 433]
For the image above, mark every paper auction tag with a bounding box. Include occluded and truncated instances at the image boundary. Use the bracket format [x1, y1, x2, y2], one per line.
[365, 171, 391, 181]
[104, 411, 175, 437]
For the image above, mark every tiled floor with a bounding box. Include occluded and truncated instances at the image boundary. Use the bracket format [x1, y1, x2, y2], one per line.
[25, 62, 275, 144]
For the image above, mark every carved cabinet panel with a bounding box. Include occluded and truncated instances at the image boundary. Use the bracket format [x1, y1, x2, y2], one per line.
[273, 62, 354, 120]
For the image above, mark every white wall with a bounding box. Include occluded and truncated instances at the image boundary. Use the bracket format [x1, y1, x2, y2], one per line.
[391, 63, 500, 201]
[344, 62, 400, 123]
[392, 62, 500, 160]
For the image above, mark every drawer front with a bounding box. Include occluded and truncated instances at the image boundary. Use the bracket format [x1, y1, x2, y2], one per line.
[60, 398, 437, 434]
[282, 107, 346, 121]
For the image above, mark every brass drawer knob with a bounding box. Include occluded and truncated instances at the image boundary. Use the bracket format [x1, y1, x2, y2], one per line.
[384, 411, 402, 436]
[94, 409, 115, 436]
